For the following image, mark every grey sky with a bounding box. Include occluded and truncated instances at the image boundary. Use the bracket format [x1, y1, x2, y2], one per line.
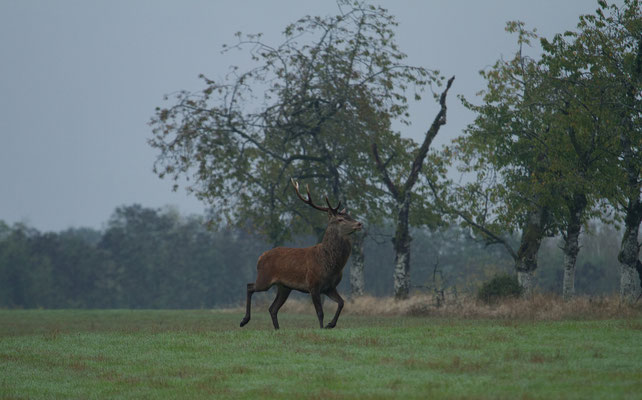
[0, 0, 602, 232]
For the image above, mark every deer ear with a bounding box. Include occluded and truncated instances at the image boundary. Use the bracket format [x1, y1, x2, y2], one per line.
[339, 208, 347, 215]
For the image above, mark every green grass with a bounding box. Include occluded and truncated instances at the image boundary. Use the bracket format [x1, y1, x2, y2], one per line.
[1, 309, 641, 399]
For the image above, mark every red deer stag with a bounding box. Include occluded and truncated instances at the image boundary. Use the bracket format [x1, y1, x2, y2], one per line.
[240, 179, 362, 329]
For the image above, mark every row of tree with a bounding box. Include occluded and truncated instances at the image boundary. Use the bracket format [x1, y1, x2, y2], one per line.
[149, 0, 641, 301]
[433, 2, 642, 302]
[0, 205, 622, 309]
[0, 206, 261, 308]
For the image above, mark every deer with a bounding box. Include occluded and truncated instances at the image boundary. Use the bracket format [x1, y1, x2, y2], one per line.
[239, 179, 362, 330]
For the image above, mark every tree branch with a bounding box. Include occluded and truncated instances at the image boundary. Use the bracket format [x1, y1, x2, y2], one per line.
[426, 177, 518, 261]
[403, 76, 455, 192]
[371, 142, 400, 201]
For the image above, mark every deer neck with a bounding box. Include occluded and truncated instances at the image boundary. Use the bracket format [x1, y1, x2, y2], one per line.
[319, 224, 352, 271]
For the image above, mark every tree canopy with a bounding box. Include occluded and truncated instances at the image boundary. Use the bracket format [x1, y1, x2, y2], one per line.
[149, 0, 443, 246]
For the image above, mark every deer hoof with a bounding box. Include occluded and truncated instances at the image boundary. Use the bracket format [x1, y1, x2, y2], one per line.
[240, 317, 250, 327]
[324, 323, 336, 329]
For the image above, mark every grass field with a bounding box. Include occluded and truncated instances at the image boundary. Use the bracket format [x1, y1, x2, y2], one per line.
[1, 306, 641, 399]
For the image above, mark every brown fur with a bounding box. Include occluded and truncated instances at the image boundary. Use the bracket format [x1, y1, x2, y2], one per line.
[240, 194, 361, 329]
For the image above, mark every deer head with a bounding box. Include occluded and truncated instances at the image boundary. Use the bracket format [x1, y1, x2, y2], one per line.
[291, 178, 362, 235]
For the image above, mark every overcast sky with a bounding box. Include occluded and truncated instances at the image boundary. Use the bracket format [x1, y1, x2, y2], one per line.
[0, 0, 605, 232]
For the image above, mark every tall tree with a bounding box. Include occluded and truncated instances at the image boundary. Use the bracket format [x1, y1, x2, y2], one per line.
[579, 0, 642, 302]
[371, 76, 454, 299]
[542, 0, 642, 302]
[149, 1, 439, 296]
[432, 22, 558, 295]
[539, 9, 623, 300]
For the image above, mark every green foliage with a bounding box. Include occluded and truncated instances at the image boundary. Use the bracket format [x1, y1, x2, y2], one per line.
[2, 310, 642, 399]
[477, 273, 523, 303]
[454, 21, 560, 231]
[538, 0, 640, 226]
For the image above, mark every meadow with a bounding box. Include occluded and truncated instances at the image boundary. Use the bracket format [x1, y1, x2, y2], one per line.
[1, 297, 641, 399]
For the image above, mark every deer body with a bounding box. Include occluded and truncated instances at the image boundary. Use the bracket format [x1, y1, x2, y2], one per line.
[240, 180, 361, 329]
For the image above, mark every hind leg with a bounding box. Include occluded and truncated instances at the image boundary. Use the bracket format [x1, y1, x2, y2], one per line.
[240, 283, 255, 327]
[268, 285, 291, 330]
[240, 272, 272, 327]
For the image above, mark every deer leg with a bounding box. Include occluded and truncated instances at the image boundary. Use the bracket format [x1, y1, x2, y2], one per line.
[268, 286, 291, 330]
[310, 290, 324, 329]
[324, 288, 344, 329]
[240, 283, 255, 327]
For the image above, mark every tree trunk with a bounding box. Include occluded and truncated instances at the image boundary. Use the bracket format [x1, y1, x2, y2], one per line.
[562, 228, 580, 301]
[349, 232, 365, 297]
[619, 263, 639, 304]
[393, 197, 411, 300]
[517, 270, 534, 295]
[617, 197, 642, 304]
[562, 194, 586, 301]
[616, 95, 642, 303]
[515, 206, 548, 297]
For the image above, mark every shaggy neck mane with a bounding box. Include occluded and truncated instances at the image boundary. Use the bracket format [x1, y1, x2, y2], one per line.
[319, 222, 352, 271]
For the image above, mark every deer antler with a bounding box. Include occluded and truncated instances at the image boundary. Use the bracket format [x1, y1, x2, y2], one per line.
[291, 178, 341, 214]
[325, 197, 342, 215]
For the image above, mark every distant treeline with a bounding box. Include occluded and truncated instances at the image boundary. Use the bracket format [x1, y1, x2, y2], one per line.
[0, 204, 621, 309]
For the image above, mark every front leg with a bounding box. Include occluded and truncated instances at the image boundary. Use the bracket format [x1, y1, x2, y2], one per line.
[310, 290, 324, 329]
[324, 287, 344, 329]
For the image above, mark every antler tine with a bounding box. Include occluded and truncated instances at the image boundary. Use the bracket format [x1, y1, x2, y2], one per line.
[305, 184, 313, 202]
[291, 178, 311, 205]
[291, 178, 302, 199]
[325, 196, 341, 215]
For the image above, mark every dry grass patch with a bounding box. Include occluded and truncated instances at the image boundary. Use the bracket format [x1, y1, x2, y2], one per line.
[400, 356, 488, 374]
[246, 293, 642, 320]
[625, 319, 642, 330]
[528, 350, 564, 364]
[229, 365, 251, 374]
[294, 331, 341, 344]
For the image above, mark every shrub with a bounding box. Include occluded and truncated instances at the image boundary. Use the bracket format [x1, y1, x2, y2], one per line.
[477, 273, 523, 304]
